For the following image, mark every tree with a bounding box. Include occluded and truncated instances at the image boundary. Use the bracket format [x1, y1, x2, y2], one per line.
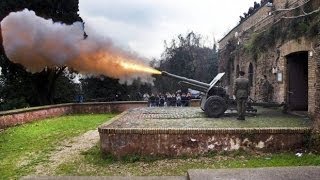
[81, 76, 151, 102]
[0, 0, 83, 109]
[154, 32, 218, 93]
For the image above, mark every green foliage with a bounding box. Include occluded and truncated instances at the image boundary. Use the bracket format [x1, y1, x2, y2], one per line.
[0, 113, 115, 179]
[81, 76, 151, 101]
[53, 71, 78, 104]
[0, 97, 29, 110]
[0, 0, 83, 109]
[154, 32, 218, 93]
[0, 68, 78, 110]
[0, 0, 82, 23]
[244, 11, 320, 59]
[244, 32, 264, 59]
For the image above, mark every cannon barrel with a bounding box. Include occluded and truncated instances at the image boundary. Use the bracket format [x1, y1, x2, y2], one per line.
[161, 71, 210, 89]
[178, 81, 208, 92]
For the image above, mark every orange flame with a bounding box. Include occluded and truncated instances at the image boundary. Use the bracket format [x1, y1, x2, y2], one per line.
[119, 61, 161, 75]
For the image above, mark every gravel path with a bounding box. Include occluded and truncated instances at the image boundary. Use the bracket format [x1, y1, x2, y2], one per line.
[34, 129, 100, 175]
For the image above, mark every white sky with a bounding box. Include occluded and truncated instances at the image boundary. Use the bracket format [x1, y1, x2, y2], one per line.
[79, 0, 257, 59]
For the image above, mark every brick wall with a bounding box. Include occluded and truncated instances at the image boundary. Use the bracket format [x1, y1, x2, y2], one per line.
[279, 38, 317, 114]
[0, 100, 201, 129]
[219, 0, 309, 49]
[99, 127, 311, 157]
[218, 0, 319, 116]
[0, 105, 74, 129]
[0, 102, 147, 129]
[219, 5, 272, 50]
[273, 0, 304, 9]
[314, 38, 320, 129]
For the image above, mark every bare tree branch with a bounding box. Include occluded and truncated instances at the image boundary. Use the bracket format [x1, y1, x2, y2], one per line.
[281, 8, 320, 19]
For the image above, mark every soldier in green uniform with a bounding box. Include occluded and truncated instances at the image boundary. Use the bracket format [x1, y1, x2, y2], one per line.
[262, 75, 272, 102]
[233, 71, 250, 120]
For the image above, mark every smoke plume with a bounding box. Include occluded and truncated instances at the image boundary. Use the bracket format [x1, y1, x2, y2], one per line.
[1, 9, 159, 84]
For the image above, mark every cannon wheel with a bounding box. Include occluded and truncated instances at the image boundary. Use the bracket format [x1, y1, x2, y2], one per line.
[204, 95, 227, 118]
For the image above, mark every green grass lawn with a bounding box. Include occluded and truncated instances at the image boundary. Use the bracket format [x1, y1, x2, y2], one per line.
[55, 145, 320, 176]
[0, 111, 319, 179]
[0, 114, 115, 180]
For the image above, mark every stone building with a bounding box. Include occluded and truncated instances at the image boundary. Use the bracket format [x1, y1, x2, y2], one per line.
[218, 0, 320, 121]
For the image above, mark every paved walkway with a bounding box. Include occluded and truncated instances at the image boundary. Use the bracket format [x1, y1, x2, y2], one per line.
[188, 166, 320, 180]
[104, 107, 311, 129]
[22, 166, 320, 180]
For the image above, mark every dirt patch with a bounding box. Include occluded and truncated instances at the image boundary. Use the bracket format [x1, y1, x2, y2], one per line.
[34, 129, 100, 175]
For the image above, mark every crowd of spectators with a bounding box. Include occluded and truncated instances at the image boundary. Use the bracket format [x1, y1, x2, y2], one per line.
[239, 0, 273, 23]
[143, 92, 193, 107]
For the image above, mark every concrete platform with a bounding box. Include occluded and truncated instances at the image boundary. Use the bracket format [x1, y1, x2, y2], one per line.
[98, 107, 311, 157]
[103, 107, 311, 129]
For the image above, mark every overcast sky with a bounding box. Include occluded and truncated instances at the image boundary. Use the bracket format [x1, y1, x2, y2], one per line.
[79, 0, 257, 59]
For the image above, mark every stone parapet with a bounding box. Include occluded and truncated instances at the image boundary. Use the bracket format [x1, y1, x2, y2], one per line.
[0, 100, 200, 129]
[99, 127, 310, 134]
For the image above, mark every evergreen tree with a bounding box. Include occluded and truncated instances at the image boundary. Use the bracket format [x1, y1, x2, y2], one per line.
[0, 0, 83, 110]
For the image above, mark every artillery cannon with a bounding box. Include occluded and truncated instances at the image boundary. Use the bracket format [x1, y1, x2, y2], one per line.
[162, 71, 229, 117]
[161, 71, 285, 118]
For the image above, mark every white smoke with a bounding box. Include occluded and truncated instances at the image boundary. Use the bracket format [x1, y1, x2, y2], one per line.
[1, 9, 155, 84]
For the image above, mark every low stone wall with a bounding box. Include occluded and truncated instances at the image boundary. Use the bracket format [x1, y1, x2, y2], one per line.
[0, 100, 200, 129]
[0, 104, 74, 129]
[72, 101, 148, 114]
[99, 127, 311, 157]
[0, 102, 147, 129]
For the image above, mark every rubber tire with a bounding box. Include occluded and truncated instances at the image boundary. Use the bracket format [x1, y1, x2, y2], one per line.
[204, 95, 227, 118]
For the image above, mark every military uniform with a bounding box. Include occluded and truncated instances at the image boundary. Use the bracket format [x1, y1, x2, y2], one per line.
[234, 75, 250, 120]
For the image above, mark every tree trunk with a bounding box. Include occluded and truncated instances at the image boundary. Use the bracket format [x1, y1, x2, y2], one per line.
[33, 67, 66, 105]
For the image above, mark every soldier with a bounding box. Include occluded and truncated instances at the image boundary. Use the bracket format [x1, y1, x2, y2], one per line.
[234, 71, 250, 120]
[262, 75, 271, 102]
